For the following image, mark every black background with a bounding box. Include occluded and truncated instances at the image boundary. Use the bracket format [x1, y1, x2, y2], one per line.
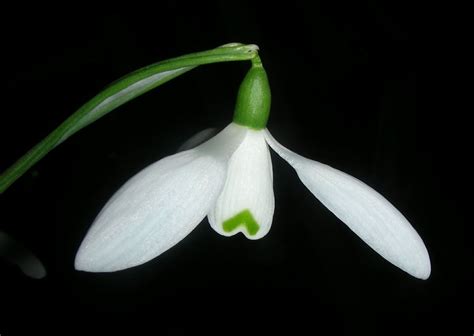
[1, 1, 471, 335]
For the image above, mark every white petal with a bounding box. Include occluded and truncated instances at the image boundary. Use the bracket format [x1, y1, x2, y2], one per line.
[264, 130, 431, 279]
[75, 123, 247, 272]
[208, 129, 274, 240]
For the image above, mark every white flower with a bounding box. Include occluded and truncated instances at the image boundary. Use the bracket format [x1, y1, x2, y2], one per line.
[75, 55, 430, 280]
[75, 122, 431, 280]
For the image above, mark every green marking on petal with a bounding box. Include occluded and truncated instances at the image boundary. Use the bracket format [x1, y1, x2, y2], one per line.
[222, 209, 260, 236]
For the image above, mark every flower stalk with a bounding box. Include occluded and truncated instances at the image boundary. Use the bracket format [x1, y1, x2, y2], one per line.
[0, 43, 260, 193]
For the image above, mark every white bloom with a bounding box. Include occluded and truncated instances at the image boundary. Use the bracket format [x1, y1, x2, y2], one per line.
[75, 123, 430, 280]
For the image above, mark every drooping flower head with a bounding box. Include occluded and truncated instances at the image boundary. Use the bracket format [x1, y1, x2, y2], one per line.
[74, 53, 431, 279]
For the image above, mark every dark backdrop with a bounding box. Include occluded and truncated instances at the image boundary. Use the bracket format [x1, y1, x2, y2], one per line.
[1, 1, 471, 335]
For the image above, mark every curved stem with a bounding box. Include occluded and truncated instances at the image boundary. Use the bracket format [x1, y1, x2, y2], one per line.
[0, 43, 259, 193]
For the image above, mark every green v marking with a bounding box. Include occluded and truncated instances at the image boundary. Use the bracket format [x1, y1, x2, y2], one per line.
[222, 209, 260, 236]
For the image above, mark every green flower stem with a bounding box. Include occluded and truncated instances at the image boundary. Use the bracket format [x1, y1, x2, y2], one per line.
[0, 43, 259, 193]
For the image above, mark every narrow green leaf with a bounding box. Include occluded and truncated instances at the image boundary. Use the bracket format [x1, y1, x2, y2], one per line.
[0, 43, 259, 193]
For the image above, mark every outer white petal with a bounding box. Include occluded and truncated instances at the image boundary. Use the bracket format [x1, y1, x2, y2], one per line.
[264, 130, 431, 280]
[208, 129, 274, 240]
[75, 123, 247, 272]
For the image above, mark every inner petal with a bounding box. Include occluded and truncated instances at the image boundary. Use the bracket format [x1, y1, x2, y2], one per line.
[208, 128, 274, 240]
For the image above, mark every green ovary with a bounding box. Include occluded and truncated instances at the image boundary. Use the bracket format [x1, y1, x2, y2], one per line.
[222, 209, 260, 236]
[232, 61, 271, 130]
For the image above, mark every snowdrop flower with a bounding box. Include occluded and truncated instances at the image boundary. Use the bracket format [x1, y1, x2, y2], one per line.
[75, 57, 431, 280]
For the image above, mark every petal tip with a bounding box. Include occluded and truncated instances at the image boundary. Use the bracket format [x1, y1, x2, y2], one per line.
[414, 260, 431, 280]
[74, 250, 92, 272]
[73, 254, 114, 273]
[73, 245, 110, 273]
[403, 249, 431, 280]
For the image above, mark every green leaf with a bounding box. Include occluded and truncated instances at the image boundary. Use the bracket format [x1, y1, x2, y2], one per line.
[0, 43, 259, 193]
